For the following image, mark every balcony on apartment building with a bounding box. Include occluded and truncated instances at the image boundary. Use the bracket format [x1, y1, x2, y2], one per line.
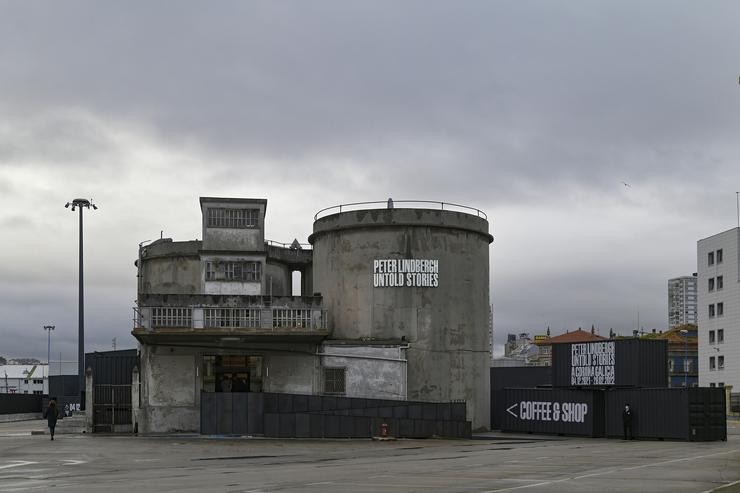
[132, 294, 328, 345]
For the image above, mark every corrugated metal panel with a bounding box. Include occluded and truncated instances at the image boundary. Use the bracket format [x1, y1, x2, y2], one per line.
[491, 367, 552, 429]
[689, 388, 727, 441]
[500, 388, 599, 437]
[85, 349, 138, 385]
[605, 388, 688, 440]
[552, 339, 667, 388]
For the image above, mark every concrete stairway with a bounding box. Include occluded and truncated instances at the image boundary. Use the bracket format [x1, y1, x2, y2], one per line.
[55, 413, 88, 434]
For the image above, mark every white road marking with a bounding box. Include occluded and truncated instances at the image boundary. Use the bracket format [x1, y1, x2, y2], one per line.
[0, 461, 37, 470]
[701, 478, 740, 493]
[60, 459, 86, 466]
[481, 448, 740, 492]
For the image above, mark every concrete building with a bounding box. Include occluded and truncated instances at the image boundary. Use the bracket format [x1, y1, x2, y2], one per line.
[0, 365, 48, 395]
[133, 198, 493, 432]
[697, 228, 739, 391]
[668, 274, 698, 328]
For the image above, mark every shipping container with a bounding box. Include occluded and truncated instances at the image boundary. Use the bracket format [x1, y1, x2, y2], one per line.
[604, 387, 726, 441]
[85, 349, 138, 385]
[500, 388, 603, 437]
[552, 339, 667, 388]
[491, 367, 551, 429]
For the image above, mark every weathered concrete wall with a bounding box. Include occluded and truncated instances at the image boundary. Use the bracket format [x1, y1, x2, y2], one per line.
[200, 198, 266, 252]
[137, 342, 320, 433]
[321, 343, 407, 400]
[263, 351, 317, 394]
[265, 261, 292, 296]
[139, 240, 201, 295]
[138, 345, 199, 433]
[310, 208, 492, 430]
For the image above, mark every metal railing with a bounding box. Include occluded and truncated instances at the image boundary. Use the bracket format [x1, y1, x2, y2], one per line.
[135, 306, 327, 332]
[265, 239, 312, 249]
[314, 200, 488, 221]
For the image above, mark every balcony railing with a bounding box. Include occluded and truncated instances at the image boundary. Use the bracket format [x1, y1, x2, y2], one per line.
[134, 305, 327, 332]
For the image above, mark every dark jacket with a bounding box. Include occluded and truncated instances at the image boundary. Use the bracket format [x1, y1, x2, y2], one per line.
[622, 408, 633, 424]
[43, 403, 59, 427]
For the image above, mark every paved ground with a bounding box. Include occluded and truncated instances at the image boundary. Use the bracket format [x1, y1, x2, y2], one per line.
[1, 420, 739, 492]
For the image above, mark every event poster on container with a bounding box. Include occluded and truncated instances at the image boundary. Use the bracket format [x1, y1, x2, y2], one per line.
[570, 341, 615, 386]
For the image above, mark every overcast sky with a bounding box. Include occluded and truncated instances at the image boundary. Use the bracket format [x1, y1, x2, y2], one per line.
[1, 1, 739, 362]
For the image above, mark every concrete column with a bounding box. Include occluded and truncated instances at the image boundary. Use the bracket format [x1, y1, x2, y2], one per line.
[131, 366, 140, 433]
[85, 367, 93, 433]
[725, 385, 734, 416]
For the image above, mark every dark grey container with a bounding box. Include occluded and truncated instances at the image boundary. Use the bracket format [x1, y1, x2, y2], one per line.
[551, 339, 667, 388]
[491, 367, 552, 429]
[500, 388, 602, 437]
[604, 387, 726, 441]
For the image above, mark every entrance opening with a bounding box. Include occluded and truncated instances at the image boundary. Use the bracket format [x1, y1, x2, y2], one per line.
[292, 270, 302, 296]
[202, 355, 263, 392]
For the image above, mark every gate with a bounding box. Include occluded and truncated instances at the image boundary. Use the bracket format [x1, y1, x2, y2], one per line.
[93, 384, 133, 433]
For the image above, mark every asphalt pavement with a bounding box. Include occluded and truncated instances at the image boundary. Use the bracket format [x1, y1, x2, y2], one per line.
[1, 419, 739, 492]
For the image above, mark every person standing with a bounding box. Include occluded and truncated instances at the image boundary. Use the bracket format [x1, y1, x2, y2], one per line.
[43, 398, 59, 440]
[622, 403, 634, 440]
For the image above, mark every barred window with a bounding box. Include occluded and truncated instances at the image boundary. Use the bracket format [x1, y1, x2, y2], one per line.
[203, 308, 261, 328]
[273, 308, 312, 329]
[323, 367, 346, 395]
[206, 261, 261, 282]
[207, 208, 259, 228]
[151, 307, 192, 328]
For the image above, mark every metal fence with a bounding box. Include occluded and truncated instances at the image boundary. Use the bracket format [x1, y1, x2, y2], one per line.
[93, 384, 132, 433]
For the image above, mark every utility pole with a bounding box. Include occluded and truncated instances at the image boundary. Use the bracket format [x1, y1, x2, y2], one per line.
[43, 325, 55, 383]
[65, 198, 97, 409]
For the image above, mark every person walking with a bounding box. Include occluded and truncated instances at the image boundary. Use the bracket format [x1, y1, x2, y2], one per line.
[622, 403, 634, 440]
[43, 398, 59, 440]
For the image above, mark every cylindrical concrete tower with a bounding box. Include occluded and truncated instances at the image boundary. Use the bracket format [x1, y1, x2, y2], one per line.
[309, 203, 493, 430]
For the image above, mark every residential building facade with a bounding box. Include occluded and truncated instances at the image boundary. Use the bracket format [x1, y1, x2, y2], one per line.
[668, 274, 698, 328]
[697, 228, 739, 390]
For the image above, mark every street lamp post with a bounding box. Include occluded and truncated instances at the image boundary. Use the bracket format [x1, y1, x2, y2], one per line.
[65, 199, 97, 409]
[43, 325, 55, 367]
[680, 329, 689, 387]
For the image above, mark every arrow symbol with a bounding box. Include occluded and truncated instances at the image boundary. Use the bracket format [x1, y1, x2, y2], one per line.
[506, 403, 518, 418]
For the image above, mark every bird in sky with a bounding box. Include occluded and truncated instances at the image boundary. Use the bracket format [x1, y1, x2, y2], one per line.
[620, 181, 632, 188]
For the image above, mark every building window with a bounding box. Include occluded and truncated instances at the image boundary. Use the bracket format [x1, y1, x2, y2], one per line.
[710, 383, 716, 388]
[709, 330, 715, 344]
[323, 367, 346, 395]
[717, 249, 723, 263]
[717, 276, 723, 290]
[151, 307, 192, 328]
[708, 251, 714, 266]
[709, 304, 715, 318]
[717, 302, 724, 317]
[708, 278, 715, 291]
[206, 261, 261, 282]
[23, 379, 28, 384]
[718, 329, 724, 343]
[273, 308, 313, 329]
[710, 356, 716, 370]
[718, 382, 724, 387]
[33, 379, 43, 384]
[207, 208, 259, 229]
[718, 356, 724, 370]
[203, 308, 261, 328]
[33, 390, 42, 395]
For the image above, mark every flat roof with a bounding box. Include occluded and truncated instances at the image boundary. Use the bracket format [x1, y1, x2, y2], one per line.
[199, 197, 268, 215]
[697, 226, 739, 243]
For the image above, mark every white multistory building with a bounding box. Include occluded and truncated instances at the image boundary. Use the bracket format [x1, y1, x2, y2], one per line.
[697, 228, 739, 390]
[668, 274, 698, 328]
